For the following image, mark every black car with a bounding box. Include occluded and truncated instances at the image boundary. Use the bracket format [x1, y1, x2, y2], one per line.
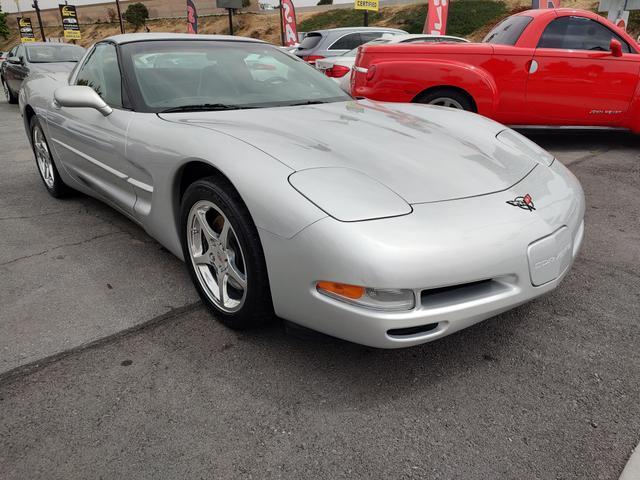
[1, 42, 85, 104]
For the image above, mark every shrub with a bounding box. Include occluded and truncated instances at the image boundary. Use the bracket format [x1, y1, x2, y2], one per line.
[123, 3, 149, 30]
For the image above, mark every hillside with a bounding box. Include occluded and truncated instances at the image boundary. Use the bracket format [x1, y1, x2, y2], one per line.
[2, 0, 635, 53]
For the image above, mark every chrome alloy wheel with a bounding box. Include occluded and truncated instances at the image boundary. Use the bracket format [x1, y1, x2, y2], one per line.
[187, 200, 248, 313]
[427, 97, 464, 109]
[33, 125, 55, 189]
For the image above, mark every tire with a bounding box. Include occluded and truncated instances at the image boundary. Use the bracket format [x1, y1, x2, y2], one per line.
[2, 78, 18, 104]
[180, 177, 273, 330]
[415, 88, 474, 111]
[30, 116, 72, 198]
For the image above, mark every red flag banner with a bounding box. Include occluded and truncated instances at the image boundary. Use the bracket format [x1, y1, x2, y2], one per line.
[281, 0, 298, 47]
[424, 0, 449, 35]
[187, 0, 198, 34]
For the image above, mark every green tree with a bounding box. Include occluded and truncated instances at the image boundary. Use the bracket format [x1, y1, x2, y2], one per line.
[317, 0, 333, 5]
[123, 3, 149, 31]
[0, 7, 10, 40]
[242, 0, 251, 8]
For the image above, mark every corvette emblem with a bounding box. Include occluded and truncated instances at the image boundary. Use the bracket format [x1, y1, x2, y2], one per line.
[507, 193, 535, 212]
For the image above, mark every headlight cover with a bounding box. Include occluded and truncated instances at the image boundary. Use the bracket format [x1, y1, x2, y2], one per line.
[289, 167, 412, 222]
[496, 128, 555, 167]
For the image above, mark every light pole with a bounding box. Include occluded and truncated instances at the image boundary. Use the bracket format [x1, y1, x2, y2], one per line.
[31, 0, 46, 42]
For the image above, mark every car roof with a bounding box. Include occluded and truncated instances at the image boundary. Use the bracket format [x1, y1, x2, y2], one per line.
[307, 27, 405, 34]
[103, 33, 266, 45]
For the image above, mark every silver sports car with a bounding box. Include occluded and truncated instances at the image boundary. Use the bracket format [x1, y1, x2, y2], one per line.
[19, 33, 585, 348]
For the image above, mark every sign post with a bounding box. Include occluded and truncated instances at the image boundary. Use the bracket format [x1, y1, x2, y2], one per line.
[17, 17, 36, 42]
[59, 4, 82, 41]
[424, 0, 449, 35]
[531, 0, 560, 7]
[216, 0, 242, 35]
[354, 0, 378, 27]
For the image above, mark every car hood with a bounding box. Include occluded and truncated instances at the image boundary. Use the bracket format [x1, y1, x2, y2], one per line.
[30, 62, 77, 73]
[160, 100, 539, 204]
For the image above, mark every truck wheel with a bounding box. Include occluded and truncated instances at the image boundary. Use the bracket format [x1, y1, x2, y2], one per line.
[415, 88, 474, 111]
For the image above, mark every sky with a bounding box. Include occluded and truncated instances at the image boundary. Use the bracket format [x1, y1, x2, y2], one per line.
[0, 0, 352, 13]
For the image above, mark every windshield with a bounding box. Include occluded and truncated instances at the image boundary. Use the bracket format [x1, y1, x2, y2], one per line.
[26, 44, 85, 63]
[483, 16, 533, 45]
[122, 40, 351, 112]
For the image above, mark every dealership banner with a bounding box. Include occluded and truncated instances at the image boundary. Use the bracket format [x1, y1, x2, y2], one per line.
[281, 0, 299, 45]
[17, 17, 36, 42]
[59, 5, 82, 40]
[531, 0, 560, 7]
[354, 0, 379, 12]
[424, 0, 449, 35]
[187, 0, 198, 33]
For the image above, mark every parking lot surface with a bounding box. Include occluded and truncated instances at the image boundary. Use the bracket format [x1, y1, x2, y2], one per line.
[1, 97, 639, 479]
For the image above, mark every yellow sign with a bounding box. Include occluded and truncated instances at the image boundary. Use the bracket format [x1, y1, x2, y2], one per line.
[21, 37, 36, 43]
[64, 30, 82, 40]
[354, 0, 379, 11]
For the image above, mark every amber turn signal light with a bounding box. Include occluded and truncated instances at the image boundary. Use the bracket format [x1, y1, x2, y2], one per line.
[316, 281, 365, 299]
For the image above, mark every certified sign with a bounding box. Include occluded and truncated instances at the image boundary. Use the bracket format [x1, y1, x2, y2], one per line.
[59, 4, 82, 40]
[18, 17, 36, 42]
[354, 0, 379, 12]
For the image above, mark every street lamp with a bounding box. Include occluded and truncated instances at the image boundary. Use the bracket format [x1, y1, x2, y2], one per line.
[31, 0, 46, 42]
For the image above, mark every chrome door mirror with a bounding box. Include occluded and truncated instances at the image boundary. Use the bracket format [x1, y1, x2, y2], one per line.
[610, 38, 623, 57]
[53, 85, 112, 116]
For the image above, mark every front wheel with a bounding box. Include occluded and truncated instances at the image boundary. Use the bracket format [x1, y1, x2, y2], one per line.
[2, 78, 18, 104]
[415, 88, 474, 111]
[30, 116, 71, 198]
[180, 177, 273, 329]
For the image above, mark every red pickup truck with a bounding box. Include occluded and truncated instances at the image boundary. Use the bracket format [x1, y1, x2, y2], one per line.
[352, 9, 640, 132]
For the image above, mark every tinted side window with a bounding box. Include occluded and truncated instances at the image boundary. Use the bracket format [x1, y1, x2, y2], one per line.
[16, 46, 25, 60]
[360, 32, 387, 43]
[330, 33, 363, 50]
[483, 16, 533, 45]
[75, 43, 123, 108]
[538, 16, 631, 53]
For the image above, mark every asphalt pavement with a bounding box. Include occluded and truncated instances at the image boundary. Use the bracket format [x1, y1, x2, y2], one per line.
[0, 97, 638, 479]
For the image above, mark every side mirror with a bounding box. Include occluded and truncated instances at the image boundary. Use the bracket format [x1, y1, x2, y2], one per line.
[53, 85, 112, 116]
[610, 38, 623, 57]
[7, 56, 21, 65]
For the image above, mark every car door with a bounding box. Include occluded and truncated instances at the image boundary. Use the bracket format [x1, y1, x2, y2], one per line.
[7, 45, 28, 93]
[526, 15, 640, 125]
[46, 42, 137, 214]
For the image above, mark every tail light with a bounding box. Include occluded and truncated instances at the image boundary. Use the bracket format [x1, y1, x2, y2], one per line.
[366, 64, 377, 81]
[303, 55, 325, 65]
[324, 65, 351, 78]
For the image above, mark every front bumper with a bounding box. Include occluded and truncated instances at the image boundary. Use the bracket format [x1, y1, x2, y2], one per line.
[260, 161, 585, 348]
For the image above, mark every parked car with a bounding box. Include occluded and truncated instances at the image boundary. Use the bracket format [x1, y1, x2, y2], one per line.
[353, 9, 640, 132]
[1, 42, 85, 104]
[317, 34, 469, 92]
[19, 33, 584, 348]
[294, 26, 407, 64]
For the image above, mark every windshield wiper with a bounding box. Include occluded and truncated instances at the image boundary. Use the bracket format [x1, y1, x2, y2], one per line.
[159, 103, 256, 113]
[285, 100, 329, 107]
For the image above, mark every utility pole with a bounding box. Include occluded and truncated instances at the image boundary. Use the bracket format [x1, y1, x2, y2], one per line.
[115, 0, 125, 33]
[31, 0, 46, 42]
[363, 9, 368, 26]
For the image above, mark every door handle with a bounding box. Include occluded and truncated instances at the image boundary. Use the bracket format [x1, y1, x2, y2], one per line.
[526, 59, 539, 74]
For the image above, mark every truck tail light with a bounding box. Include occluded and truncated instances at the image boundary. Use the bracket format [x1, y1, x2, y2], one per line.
[324, 65, 351, 78]
[303, 55, 325, 65]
